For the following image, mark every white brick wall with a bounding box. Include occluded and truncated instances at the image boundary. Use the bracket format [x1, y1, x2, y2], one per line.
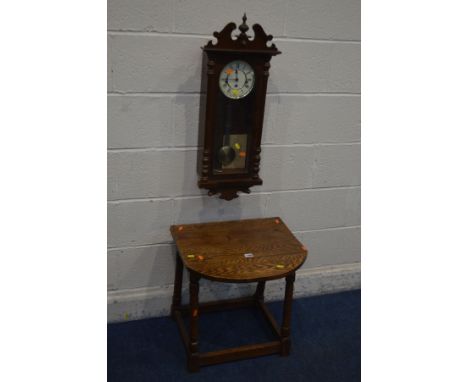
[108, 0, 360, 319]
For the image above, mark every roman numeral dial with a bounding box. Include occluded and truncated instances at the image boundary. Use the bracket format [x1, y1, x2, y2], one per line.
[219, 60, 255, 99]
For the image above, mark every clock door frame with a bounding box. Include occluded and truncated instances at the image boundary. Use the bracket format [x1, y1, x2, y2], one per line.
[212, 54, 267, 175]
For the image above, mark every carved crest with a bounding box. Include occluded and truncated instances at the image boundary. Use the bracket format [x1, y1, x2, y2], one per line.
[203, 14, 281, 56]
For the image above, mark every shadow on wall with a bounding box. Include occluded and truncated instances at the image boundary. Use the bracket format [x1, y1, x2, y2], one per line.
[259, 48, 303, 193]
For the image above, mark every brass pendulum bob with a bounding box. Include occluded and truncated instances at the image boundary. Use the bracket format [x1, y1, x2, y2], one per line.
[218, 144, 236, 166]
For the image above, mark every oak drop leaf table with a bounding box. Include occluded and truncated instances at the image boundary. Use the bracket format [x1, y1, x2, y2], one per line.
[170, 217, 307, 372]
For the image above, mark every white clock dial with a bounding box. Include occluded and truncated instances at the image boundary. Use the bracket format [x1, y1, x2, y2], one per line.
[219, 60, 255, 99]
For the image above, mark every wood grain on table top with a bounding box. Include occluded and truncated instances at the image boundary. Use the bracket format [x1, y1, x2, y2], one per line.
[170, 217, 307, 282]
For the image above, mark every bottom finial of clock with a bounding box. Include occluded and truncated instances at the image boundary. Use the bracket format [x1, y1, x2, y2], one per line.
[207, 188, 251, 201]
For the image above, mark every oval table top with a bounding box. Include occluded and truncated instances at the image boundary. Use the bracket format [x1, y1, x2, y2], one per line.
[170, 217, 307, 283]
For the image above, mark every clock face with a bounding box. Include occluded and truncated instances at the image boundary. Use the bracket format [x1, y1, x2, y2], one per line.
[219, 60, 255, 99]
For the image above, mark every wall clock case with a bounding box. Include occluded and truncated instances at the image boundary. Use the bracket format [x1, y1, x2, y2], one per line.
[197, 15, 281, 200]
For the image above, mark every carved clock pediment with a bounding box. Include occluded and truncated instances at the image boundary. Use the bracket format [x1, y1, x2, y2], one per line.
[204, 14, 281, 55]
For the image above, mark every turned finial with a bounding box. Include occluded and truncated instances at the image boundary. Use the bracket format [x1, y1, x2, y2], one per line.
[239, 13, 249, 35]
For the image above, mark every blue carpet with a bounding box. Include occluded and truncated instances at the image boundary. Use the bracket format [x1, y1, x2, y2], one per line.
[108, 290, 360, 382]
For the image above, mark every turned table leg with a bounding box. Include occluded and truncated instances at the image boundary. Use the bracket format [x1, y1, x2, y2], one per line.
[188, 272, 201, 372]
[280, 272, 295, 356]
[170, 252, 183, 319]
[255, 280, 266, 301]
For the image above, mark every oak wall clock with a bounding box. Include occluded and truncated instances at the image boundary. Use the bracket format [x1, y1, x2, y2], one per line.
[197, 14, 281, 200]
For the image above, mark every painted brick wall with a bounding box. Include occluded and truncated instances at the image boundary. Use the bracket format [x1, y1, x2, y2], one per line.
[108, 0, 360, 319]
